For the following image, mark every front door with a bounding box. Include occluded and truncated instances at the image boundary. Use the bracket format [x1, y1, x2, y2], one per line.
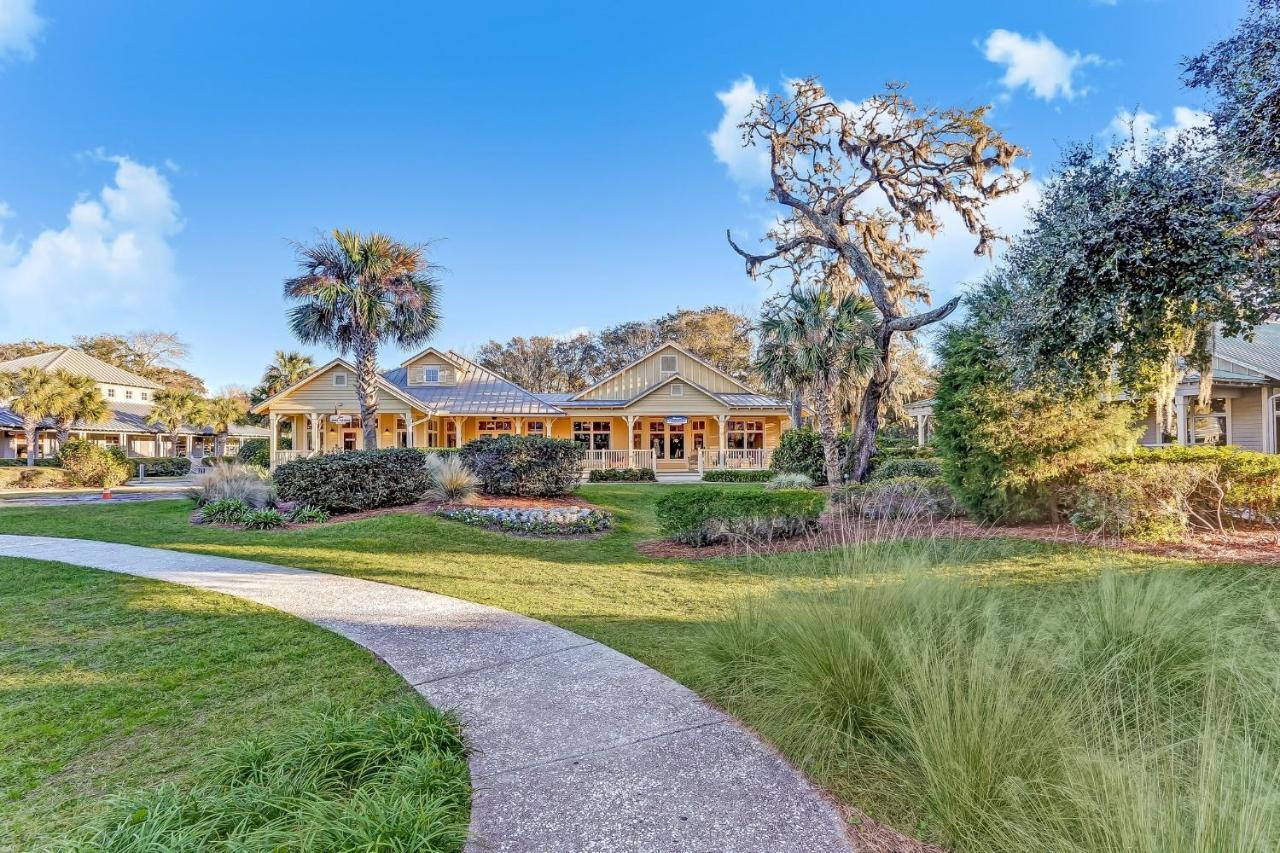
[668, 423, 685, 461]
[342, 429, 359, 451]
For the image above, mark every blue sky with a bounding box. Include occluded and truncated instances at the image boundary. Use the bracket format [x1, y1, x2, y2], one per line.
[0, 0, 1247, 390]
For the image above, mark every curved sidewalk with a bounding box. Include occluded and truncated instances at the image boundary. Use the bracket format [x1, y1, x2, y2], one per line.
[0, 534, 853, 852]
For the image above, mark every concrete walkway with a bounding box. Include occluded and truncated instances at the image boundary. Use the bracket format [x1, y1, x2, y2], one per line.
[0, 534, 853, 852]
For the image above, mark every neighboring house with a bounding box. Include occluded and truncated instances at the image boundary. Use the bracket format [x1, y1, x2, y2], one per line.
[0, 349, 269, 460]
[904, 325, 1280, 453]
[254, 341, 794, 475]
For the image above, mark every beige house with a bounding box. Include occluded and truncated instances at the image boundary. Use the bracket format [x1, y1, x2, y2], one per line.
[254, 342, 793, 476]
[906, 325, 1280, 453]
[0, 349, 269, 461]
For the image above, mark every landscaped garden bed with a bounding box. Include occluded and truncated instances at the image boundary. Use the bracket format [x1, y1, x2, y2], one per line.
[439, 504, 613, 536]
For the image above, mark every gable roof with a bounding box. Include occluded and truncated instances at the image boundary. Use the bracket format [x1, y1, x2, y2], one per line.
[1215, 324, 1280, 381]
[569, 341, 753, 401]
[0, 400, 270, 436]
[251, 358, 425, 415]
[0, 349, 163, 389]
[384, 351, 564, 415]
[398, 346, 466, 369]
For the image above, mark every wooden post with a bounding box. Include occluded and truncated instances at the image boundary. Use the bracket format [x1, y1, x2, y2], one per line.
[1175, 396, 1188, 446]
[269, 413, 280, 466]
[453, 416, 465, 448]
[916, 414, 927, 447]
[624, 416, 636, 468]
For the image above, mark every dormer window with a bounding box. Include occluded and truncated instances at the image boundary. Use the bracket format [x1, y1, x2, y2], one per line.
[423, 367, 440, 383]
[106, 388, 115, 399]
[333, 372, 348, 387]
[660, 355, 677, 373]
[125, 390, 134, 400]
[140, 392, 149, 401]
[670, 383, 684, 396]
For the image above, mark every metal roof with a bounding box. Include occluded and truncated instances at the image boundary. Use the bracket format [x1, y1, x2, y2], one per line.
[383, 353, 565, 416]
[0, 401, 270, 436]
[1216, 324, 1280, 381]
[717, 392, 787, 408]
[0, 349, 164, 389]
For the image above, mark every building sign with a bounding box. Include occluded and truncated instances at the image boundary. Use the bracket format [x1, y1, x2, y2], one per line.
[665, 416, 688, 426]
[329, 414, 353, 425]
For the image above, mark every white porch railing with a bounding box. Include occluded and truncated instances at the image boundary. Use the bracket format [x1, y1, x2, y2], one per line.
[582, 449, 656, 471]
[272, 450, 310, 468]
[698, 448, 773, 473]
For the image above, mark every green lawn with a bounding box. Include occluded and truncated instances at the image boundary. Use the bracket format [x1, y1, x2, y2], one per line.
[0, 556, 465, 850]
[1, 486, 1271, 849]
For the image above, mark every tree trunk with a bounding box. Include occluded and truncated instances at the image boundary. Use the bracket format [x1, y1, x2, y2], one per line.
[215, 432, 227, 458]
[355, 334, 380, 451]
[813, 379, 841, 487]
[24, 423, 38, 467]
[790, 392, 804, 429]
[170, 430, 181, 457]
[847, 327, 894, 482]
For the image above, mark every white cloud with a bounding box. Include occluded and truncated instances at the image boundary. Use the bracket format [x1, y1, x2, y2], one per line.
[0, 154, 183, 339]
[709, 76, 770, 189]
[0, 0, 44, 64]
[551, 325, 591, 340]
[982, 29, 1101, 101]
[1104, 106, 1212, 160]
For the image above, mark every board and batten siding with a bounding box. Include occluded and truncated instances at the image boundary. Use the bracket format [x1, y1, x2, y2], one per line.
[267, 363, 412, 414]
[403, 355, 459, 386]
[578, 346, 748, 400]
[1229, 390, 1267, 452]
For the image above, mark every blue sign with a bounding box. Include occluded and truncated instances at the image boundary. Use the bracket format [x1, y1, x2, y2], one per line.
[665, 416, 688, 425]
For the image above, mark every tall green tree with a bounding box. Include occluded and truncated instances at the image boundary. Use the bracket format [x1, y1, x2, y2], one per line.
[196, 395, 247, 458]
[260, 351, 315, 397]
[49, 371, 109, 449]
[285, 230, 442, 451]
[0, 368, 62, 466]
[475, 335, 600, 392]
[756, 287, 877, 485]
[725, 79, 1028, 481]
[146, 388, 202, 455]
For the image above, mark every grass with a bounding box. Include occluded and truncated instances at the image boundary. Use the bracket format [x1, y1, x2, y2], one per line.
[0, 556, 468, 850]
[2, 485, 1276, 849]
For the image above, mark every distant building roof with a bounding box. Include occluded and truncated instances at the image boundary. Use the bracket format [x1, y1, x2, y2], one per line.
[0, 349, 164, 389]
[0, 400, 269, 437]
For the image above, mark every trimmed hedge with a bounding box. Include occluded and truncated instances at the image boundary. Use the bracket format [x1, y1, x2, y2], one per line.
[459, 435, 583, 497]
[655, 487, 827, 546]
[0, 457, 59, 467]
[0, 467, 67, 489]
[235, 438, 270, 468]
[588, 467, 657, 482]
[833, 475, 958, 519]
[58, 440, 130, 488]
[273, 448, 432, 514]
[127, 456, 192, 477]
[868, 457, 942, 481]
[702, 469, 774, 483]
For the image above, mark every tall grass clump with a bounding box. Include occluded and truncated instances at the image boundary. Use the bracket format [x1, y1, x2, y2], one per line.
[695, 537, 1280, 851]
[425, 454, 479, 502]
[68, 699, 470, 852]
[190, 463, 274, 508]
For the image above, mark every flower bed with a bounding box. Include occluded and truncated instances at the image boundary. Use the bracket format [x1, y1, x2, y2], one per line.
[439, 505, 612, 535]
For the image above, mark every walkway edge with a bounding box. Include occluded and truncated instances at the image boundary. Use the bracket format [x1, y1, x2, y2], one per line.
[0, 534, 855, 852]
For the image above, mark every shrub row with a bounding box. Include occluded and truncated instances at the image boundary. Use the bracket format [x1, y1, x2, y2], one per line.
[58, 440, 130, 488]
[0, 457, 59, 467]
[588, 467, 657, 483]
[439, 505, 613, 535]
[702, 469, 774, 483]
[127, 456, 192, 477]
[655, 488, 827, 546]
[868, 457, 942, 481]
[0, 467, 66, 489]
[235, 438, 269, 468]
[459, 435, 583, 497]
[274, 448, 432, 514]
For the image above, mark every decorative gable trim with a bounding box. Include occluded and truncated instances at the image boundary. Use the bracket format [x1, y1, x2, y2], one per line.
[251, 358, 424, 415]
[569, 341, 753, 401]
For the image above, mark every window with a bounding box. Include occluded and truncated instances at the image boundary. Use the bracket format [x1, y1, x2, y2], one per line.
[140, 391, 149, 401]
[727, 419, 765, 450]
[660, 355, 677, 373]
[573, 420, 612, 451]
[423, 367, 440, 383]
[444, 419, 458, 448]
[125, 390, 134, 400]
[525, 420, 546, 436]
[1187, 398, 1229, 446]
[395, 416, 408, 448]
[476, 419, 513, 437]
[669, 383, 684, 396]
[106, 388, 115, 399]
[333, 372, 348, 387]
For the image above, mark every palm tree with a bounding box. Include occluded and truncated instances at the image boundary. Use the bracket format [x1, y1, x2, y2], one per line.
[49, 371, 109, 450]
[147, 388, 202, 456]
[196, 395, 247, 459]
[261, 350, 315, 396]
[285, 230, 441, 451]
[0, 368, 62, 466]
[756, 287, 878, 486]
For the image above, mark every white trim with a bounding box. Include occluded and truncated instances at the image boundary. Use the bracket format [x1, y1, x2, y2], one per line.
[669, 382, 684, 396]
[332, 371, 348, 386]
[570, 341, 754, 400]
[251, 357, 427, 415]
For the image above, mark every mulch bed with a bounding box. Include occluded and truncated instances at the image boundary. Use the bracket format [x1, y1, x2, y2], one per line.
[636, 511, 1280, 566]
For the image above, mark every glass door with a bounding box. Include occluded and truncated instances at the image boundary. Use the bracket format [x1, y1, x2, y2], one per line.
[668, 423, 685, 461]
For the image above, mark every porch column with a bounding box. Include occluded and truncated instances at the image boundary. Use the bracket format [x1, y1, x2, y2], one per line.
[119, 432, 128, 457]
[453, 416, 465, 448]
[513, 417, 523, 436]
[269, 413, 280, 466]
[1175, 396, 1188, 446]
[916, 414, 928, 447]
[624, 416, 636, 467]
[717, 415, 728, 470]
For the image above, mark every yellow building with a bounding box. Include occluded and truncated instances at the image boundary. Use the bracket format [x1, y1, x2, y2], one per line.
[254, 342, 793, 478]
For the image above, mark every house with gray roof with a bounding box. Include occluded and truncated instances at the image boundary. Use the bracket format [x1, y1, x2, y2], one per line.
[254, 341, 794, 476]
[0, 349, 268, 461]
